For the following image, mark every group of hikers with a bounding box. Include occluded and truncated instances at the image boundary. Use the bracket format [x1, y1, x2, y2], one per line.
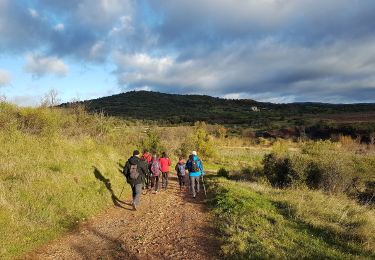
[123, 149, 205, 210]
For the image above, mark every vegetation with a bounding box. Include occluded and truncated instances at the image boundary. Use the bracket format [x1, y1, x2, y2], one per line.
[210, 179, 375, 259]
[1, 95, 374, 259]
[61, 91, 375, 141]
[0, 102, 138, 259]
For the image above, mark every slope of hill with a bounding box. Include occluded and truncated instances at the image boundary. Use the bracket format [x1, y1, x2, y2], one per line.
[61, 91, 375, 125]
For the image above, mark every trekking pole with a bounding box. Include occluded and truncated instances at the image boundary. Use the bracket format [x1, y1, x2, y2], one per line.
[118, 185, 125, 200]
[201, 174, 207, 197]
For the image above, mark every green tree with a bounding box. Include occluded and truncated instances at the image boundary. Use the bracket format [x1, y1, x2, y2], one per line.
[140, 129, 165, 153]
[179, 122, 218, 160]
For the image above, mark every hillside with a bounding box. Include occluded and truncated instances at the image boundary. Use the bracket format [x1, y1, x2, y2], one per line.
[60, 91, 375, 142]
[61, 91, 375, 125]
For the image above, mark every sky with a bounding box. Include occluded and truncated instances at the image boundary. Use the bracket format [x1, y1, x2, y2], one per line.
[1, 0, 375, 106]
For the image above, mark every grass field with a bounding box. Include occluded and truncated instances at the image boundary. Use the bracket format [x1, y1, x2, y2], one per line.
[0, 131, 131, 259]
[209, 178, 375, 259]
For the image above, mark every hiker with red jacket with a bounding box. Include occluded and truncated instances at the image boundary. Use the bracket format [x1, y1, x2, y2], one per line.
[123, 150, 149, 210]
[186, 151, 204, 198]
[150, 154, 162, 193]
[175, 157, 187, 191]
[141, 149, 152, 190]
[159, 152, 171, 190]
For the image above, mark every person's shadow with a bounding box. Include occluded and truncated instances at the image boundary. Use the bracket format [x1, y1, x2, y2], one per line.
[92, 166, 131, 209]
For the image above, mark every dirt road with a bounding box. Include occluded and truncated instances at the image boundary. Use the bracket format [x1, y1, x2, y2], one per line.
[24, 177, 220, 260]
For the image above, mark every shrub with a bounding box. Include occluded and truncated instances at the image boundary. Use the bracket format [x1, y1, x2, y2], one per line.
[178, 122, 218, 160]
[217, 168, 229, 178]
[262, 153, 301, 188]
[139, 129, 165, 154]
[263, 140, 360, 194]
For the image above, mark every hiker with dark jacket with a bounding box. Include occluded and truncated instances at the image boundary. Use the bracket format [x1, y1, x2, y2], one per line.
[123, 150, 149, 210]
[141, 149, 152, 190]
[186, 151, 204, 198]
[175, 157, 186, 191]
[159, 152, 171, 190]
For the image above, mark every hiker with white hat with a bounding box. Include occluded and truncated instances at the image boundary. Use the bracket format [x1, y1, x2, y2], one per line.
[186, 151, 204, 198]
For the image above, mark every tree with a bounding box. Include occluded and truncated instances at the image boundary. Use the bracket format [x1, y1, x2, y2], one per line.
[41, 89, 61, 107]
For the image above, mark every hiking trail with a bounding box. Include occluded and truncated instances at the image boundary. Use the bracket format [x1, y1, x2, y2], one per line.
[24, 176, 220, 260]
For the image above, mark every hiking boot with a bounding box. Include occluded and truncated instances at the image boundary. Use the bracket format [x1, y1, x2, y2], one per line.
[132, 203, 137, 211]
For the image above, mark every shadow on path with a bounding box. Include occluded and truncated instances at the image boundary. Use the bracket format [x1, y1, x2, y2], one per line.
[92, 166, 130, 209]
[70, 226, 140, 260]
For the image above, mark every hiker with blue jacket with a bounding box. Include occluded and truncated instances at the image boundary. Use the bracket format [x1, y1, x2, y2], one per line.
[186, 151, 204, 198]
[123, 150, 149, 210]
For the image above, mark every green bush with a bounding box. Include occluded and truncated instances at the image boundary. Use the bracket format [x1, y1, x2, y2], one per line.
[262, 153, 302, 188]
[262, 140, 364, 195]
[217, 168, 229, 178]
[178, 121, 218, 160]
[139, 129, 165, 153]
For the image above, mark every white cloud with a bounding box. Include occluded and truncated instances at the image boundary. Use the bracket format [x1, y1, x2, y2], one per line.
[114, 37, 375, 102]
[110, 15, 134, 35]
[0, 69, 11, 87]
[115, 52, 173, 73]
[89, 41, 107, 60]
[54, 23, 64, 31]
[76, 0, 132, 28]
[24, 54, 69, 77]
[9, 95, 40, 107]
[28, 8, 39, 18]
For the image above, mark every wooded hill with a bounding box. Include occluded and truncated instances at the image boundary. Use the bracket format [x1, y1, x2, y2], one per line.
[60, 91, 375, 126]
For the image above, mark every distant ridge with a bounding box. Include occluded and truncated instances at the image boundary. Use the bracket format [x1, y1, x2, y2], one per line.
[60, 90, 375, 124]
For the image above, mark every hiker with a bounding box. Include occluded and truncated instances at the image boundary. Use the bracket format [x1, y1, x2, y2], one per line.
[186, 151, 204, 198]
[150, 154, 161, 193]
[141, 149, 152, 190]
[159, 151, 171, 190]
[123, 150, 149, 210]
[175, 157, 187, 191]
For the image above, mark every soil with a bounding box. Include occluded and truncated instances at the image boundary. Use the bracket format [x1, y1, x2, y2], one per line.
[23, 176, 221, 260]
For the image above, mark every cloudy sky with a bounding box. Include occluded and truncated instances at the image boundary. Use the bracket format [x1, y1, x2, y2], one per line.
[1, 0, 375, 105]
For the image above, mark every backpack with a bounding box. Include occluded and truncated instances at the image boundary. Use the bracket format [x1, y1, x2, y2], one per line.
[191, 159, 200, 172]
[151, 161, 160, 176]
[177, 164, 185, 176]
[129, 164, 139, 180]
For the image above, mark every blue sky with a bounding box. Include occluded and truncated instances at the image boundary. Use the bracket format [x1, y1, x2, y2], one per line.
[1, 0, 375, 105]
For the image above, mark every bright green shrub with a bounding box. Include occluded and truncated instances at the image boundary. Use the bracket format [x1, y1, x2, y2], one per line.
[178, 121, 218, 160]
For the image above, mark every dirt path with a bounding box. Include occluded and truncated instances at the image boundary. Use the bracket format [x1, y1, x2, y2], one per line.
[23, 177, 220, 260]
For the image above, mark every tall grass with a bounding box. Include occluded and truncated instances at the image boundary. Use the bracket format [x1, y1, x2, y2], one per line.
[0, 103, 139, 259]
[210, 178, 375, 259]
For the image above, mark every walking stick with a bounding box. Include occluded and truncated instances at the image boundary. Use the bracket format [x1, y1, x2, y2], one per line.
[201, 174, 207, 197]
[118, 185, 125, 200]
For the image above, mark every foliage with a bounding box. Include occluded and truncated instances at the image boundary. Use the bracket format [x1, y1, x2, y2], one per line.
[139, 129, 165, 153]
[262, 140, 374, 197]
[178, 122, 218, 160]
[217, 168, 229, 178]
[60, 91, 375, 141]
[262, 153, 302, 188]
